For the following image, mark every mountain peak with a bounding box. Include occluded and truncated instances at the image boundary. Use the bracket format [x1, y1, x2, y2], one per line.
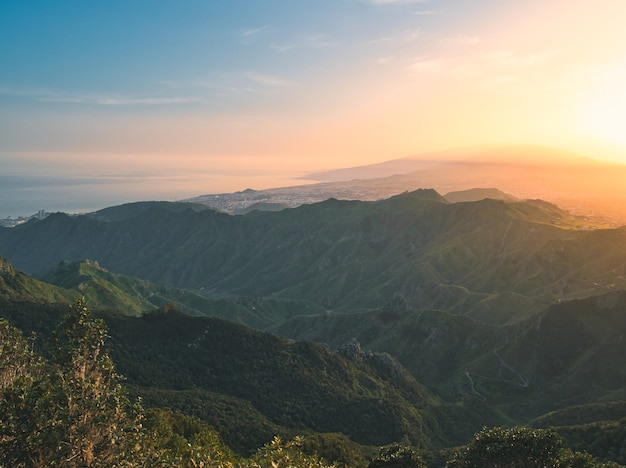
[444, 188, 517, 203]
[0, 256, 15, 275]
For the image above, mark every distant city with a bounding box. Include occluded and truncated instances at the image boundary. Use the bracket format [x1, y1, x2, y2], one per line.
[0, 210, 52, 228]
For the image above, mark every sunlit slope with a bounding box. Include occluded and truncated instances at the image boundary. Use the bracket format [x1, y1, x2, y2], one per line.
[0, 256, 76, 303]
[1, 190, 625, 323]
[40, 259, 323, 325]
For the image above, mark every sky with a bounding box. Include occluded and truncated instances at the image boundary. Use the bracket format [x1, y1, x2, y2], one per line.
[2, 0, 626, 217]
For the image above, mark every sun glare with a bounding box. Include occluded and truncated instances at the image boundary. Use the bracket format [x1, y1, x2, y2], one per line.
[585, 61, 626, 149]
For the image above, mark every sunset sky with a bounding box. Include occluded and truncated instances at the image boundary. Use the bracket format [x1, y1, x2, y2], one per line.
[2, 0, 626, 216]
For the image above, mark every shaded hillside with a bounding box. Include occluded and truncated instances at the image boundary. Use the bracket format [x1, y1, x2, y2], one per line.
[0, 297, 504, 455]
[271, 289, 626, 430]
[107, 307, 449, 449]
[2, 190, 625, 325]
[270, 307, 502, 396]
[88, 200, 212, 222]
[493, 290, 626, 419]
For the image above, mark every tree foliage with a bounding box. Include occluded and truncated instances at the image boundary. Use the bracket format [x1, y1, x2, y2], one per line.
[368, 443, 426, 468]
[445, 426, 618, 468]
[248, 435, 336, 468]
[0, 299, 144, 467]
[0, 299, 342, 468]
[0, 318, 41, 389]
[2, 299, 624, 467]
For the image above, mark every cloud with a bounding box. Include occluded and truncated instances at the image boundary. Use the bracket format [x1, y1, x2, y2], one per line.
[301, 33, 340, 47]
[270, 44, 294, 53]
[241, 25, 269, 37]
[243, 72, 293, 88]
[240, 26, 270, 46]
[269, 32, 339, 53]
[480, 49, 559, 70]
[43, 96, 194, 106]
[405, 46, 558, 81]
[368, 0, 430, 4]
[410, 9, 440, 15]
[410, 57, 445, 74]
[157, 71, 293, 99]
[440, 34, 481, 47]
[0, 86, 193, 106]
[368, 28, 421, 45]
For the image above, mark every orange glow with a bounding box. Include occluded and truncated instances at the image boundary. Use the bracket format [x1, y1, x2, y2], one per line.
[584, 60, 626, 149]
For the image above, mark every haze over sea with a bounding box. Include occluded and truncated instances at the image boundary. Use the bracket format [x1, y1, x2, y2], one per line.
[0, 166, 315, 219]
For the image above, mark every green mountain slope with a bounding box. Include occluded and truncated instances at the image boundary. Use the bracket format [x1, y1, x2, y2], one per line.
[40, 259, 324, 326]
[3, 259, 626, 463]
[1, 190, 621, 326]
[0, 297, 506, 455]
[0, 256, 76, 303]
[272, 289, 626, 429]
[269, 306, 502, 395]
[494, 290, 626, 418]
[107, 307, 446, 448]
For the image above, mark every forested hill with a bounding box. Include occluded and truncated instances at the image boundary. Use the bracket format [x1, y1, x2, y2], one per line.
[1, 190, 625, 324]
[3, 245, 626, 464]
[0, 296, 507, 461]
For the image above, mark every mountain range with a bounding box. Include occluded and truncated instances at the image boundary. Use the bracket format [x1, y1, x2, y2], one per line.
[189, 145, 626, 226]
[2, 148, 626, 464]
[2, 189, 625, 325]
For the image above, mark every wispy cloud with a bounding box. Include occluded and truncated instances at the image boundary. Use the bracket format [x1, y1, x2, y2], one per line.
[243, 72, 293, 88]
[270, 32, 339, 53]
[301, 33, 340, 47]
[484, 49, 558, 68]
[368, 0, 430, 4]
[270, 44, 294, 53]
[410, 9, 439, 15]
[440, 34, 481, 47]
[407, 46, 562, 92]
[241, 25, 269, 37]
[409, 57, 445, 74]
[44, 96, 193, 106]
[368, 28, 421, 45]
[0, 86, 193, 106]
[158, 71, 294, 99]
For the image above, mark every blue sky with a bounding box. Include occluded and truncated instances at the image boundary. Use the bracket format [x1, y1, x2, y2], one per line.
[2, 0, 626, 216]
